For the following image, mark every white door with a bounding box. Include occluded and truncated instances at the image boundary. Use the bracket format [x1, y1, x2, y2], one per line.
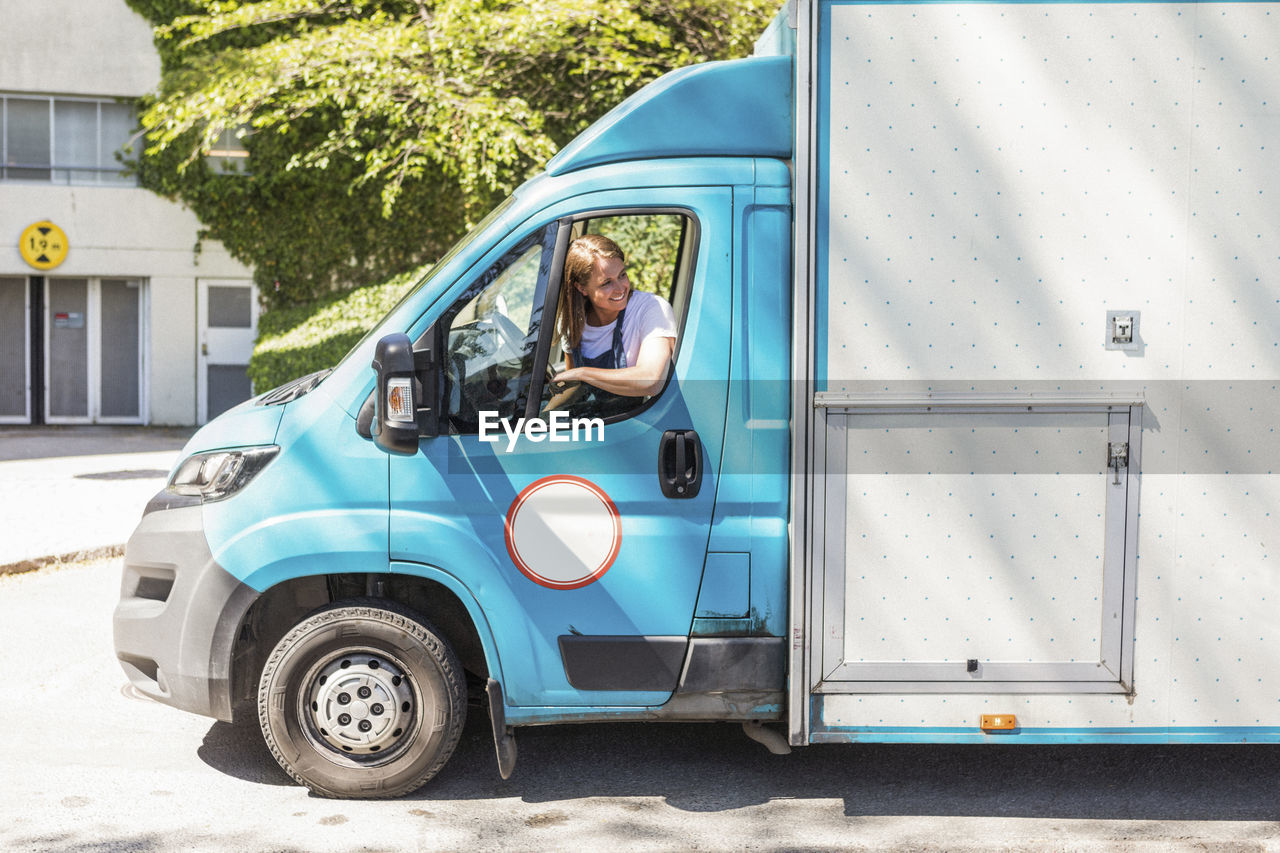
[197, 279, 258, 423]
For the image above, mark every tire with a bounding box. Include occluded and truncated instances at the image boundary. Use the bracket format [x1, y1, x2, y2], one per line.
[257, 600, 466, 799]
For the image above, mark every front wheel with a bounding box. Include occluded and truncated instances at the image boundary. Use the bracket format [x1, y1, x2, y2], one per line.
[258, 600, 466, 799]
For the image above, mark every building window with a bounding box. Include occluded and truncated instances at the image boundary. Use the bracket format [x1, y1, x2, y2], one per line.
[206, 127, 250, 175]
[1, 95, 137, 185]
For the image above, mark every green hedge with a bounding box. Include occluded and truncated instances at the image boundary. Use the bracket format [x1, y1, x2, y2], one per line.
[248, 265, 427, 393]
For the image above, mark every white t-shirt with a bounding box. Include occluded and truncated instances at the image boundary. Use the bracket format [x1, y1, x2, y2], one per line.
[572, 290, 677, 367]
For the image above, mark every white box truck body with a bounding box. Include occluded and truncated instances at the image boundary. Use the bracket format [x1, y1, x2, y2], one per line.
[789, 0, 1280, 744]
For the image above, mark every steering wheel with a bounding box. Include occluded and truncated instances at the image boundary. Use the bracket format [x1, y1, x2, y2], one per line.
[542, 359, 590, 413]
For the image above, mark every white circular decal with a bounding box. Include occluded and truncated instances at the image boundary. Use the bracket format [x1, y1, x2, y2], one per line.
[505, 475, 622, 590]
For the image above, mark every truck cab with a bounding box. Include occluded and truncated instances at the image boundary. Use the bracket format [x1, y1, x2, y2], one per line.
[114, 55, 795, 798]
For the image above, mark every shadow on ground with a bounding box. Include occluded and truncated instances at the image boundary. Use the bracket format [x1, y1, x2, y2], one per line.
[198, 707, 1280, 820]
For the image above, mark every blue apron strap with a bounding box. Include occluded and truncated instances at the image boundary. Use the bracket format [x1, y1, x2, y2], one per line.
[571, 306, 627, 370]
[610, 306, 627, 369]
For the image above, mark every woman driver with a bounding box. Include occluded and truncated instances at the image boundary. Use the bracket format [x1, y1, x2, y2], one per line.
[553, 234, 677, 398]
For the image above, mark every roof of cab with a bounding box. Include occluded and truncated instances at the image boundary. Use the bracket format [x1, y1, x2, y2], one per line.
[545, 55, 792, 177]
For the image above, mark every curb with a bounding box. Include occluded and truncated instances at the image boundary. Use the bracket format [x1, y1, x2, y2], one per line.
[0, 545, 125, 577]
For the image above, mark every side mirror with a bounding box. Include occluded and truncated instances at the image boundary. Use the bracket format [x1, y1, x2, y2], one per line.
[370, 332, 439, 454]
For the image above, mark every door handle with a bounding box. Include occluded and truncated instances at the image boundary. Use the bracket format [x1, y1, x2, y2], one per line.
[658, 429, 702, 499]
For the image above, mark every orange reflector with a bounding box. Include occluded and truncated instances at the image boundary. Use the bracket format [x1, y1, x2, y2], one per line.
[980, 714, 1017, 731]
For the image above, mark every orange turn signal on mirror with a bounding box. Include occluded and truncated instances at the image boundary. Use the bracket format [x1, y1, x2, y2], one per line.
[386, 377, 414, 423]
[980, 714, 1017, 731]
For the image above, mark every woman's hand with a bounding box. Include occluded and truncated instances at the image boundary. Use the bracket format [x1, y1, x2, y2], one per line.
[551, 336, 674, 398]
[552, 366, 585, 386]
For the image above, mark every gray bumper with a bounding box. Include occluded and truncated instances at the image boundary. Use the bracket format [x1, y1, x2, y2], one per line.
[112, 494, 259, 722]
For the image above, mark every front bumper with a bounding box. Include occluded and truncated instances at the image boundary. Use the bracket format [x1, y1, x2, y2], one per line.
[112, 493, 259, 722]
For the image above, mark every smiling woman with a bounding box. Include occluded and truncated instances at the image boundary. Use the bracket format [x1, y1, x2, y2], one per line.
[552, 234, 678, 399]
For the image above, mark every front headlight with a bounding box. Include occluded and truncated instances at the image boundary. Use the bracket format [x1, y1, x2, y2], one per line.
[168, 446, 280, 502]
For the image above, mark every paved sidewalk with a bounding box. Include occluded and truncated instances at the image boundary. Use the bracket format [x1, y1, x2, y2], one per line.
[0, 426, 194, 572]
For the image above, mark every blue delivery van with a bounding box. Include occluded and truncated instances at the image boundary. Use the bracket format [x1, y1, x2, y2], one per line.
[116, 0, 1280, 798]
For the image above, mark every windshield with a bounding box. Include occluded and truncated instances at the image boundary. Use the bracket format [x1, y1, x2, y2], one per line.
[339, 194, 518, 365]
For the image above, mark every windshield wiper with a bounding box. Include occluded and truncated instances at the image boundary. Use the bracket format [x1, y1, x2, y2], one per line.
[258, 368, 333, 406]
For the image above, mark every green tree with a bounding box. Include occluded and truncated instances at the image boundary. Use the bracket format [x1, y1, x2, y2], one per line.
[128, 0, 775, 308]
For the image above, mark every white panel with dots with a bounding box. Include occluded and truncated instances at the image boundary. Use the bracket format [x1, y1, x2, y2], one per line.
[840, 413, 1110, 669]
[825, 3, 1209, 383]
[814, 1, 1280, 735]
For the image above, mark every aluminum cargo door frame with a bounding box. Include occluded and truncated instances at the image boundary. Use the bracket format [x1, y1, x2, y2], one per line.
[813, 393, 1143, 694]
[787, 0, 820, 747]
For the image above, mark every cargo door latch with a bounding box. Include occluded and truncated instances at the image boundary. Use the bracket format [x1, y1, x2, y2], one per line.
[1108, 442, 1129, 485]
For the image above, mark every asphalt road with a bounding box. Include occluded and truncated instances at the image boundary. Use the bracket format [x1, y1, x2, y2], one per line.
[3, 558, 1279, 852]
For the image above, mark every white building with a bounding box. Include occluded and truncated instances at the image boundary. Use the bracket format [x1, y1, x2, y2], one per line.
[1, 0, 256, 426]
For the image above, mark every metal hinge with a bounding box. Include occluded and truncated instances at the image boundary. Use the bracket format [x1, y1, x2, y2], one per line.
[1108, 442, 1129, 485]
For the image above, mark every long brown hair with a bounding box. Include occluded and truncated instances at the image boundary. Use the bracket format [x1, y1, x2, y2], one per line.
[557, 233, 626, 351]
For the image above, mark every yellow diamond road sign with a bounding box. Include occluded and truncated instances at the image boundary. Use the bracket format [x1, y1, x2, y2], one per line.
[20, 221, 69, 271]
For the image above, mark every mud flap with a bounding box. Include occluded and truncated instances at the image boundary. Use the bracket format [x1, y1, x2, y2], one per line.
[486, 678, 518, 780]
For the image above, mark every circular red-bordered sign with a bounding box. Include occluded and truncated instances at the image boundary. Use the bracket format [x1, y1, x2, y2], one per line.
[504, 475, 622, 590]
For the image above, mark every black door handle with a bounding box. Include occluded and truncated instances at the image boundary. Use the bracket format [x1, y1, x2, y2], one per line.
[658, 429, 702, 499]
